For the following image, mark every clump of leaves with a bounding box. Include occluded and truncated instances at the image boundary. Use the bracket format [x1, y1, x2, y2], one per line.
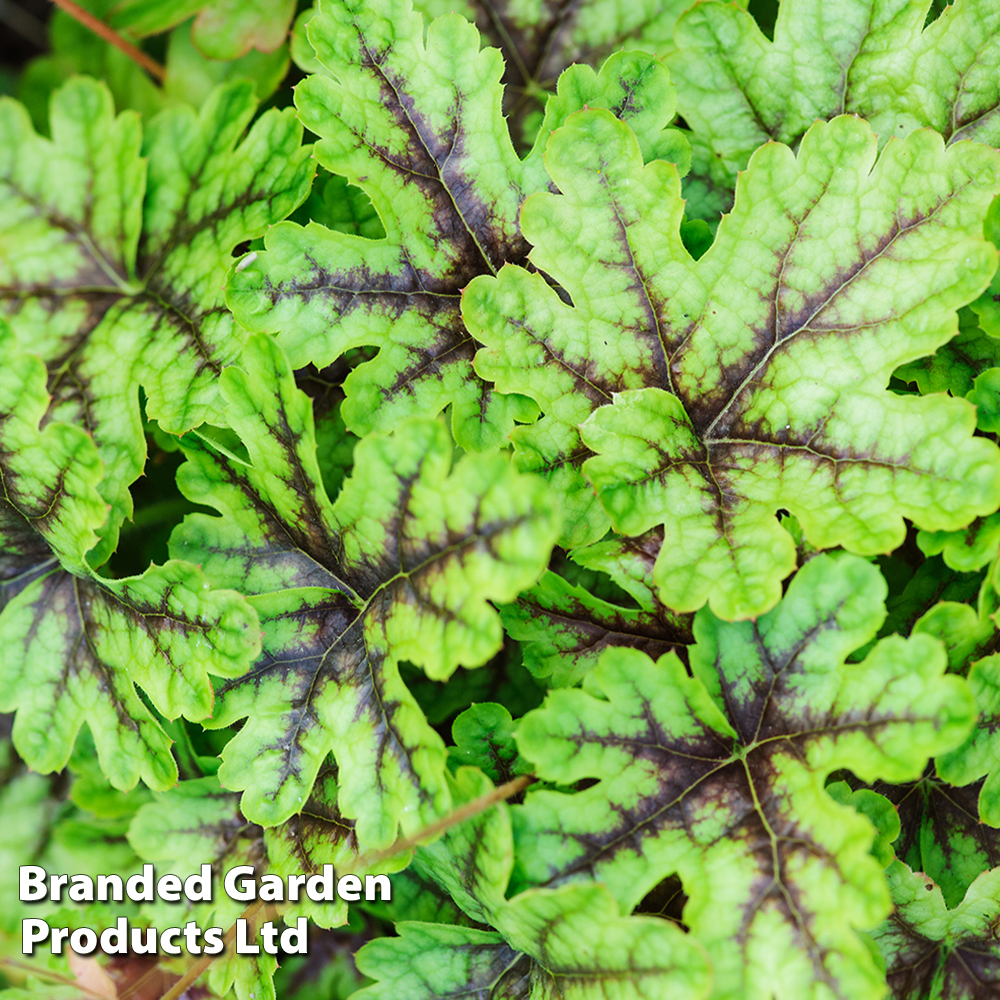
[666, 0, 1000, 214]
[353, 767, 711, 999]
[3, 0, 1000, 998]
[228, 0, 689, 452]
[0, 328, 260, 790]
[465, 110, 1000, 618]
[170, 334, 559, 842]
[0, 75, 313, 558]
[511, 554, 974, 999]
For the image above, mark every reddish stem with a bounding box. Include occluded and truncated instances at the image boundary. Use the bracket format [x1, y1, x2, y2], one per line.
[48, 0, 166, 81]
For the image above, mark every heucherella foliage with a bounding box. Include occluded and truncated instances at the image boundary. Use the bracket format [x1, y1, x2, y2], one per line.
[666, 0, 1000, 207]
[354, 767, 711, 1000]
[0, 76, 313, 559]
[228, 0, 690, 453]
[873, 863, 1000, 998]
[6, 0, 1000, 995]
[511, 555, 975, 1000]
[499, 569, 693, 688]
[415, 0, 713, 97]
[0, 329, 261, 791]
[409, 0, 736, 145]
[20, 0, 292, 126]
[895, 304, 1000, 403]
[902, 195, 1000, 413]
[170, 335, 559, 842]
[918, 511, 1000, 573]
[0, 730, 150, 944]
[879, 767, 1000, 911]
[466, 110, 1000, 618]
[127, 776, 278, 1000]
[937, 657, 1000, 825]
[126, 768, 407, 999]
[105, 0, 296, 60]
[908, 552, 1000, 830]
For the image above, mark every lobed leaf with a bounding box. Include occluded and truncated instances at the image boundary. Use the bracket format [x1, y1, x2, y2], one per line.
[0, 561, 259, 791]
[500, 569, 692, 688]
[171, 334, 559, 841]
[879, 770, 1000, 910]
[873, 863, 1000, 999]
[0, 335, 260, 791]
[0, 732, 144, 938]
[467, 111, 1000, 617]
[412, 0, 730, 147]
[896, 306, 1000, 400]
[937, 657, 1000, 828]
[910, 559, 1000, 829]
[127, 776, 277, 1000]
[228, 0, 688, 453]
[511, 554, 975, 1000]
[919, 513, 1000, 573]
[449, 703, 530, 785]
[108, 0, 296, 59]
[666, 0, 1000, 206]
[0, 76, 313, 559]
[354, 766, 711, 1000]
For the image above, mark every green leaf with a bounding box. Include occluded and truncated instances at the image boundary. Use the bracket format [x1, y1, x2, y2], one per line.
[362, 868, 475, 927]
[171, 335, 559, 840]
[162, 22, 291, 108]
[227, 0, 687, 454]
[19, 2, 292, 120]
[355, 886, 713, 1000]
[188, 0, 296, 59]
[265, 764, 410, 929]
[291, 170, 386, 240]
[466, 111, 1000, 618]
[868, 758, 1000, 907]
[826, 782, 901, 868]
[0, 559, 260, 792]
[412, 0, 727, 148]
[919, 513, 1000, 573]
[512, 554, 975, 1000]
[937, 656, 1000, 827]
[873, 863, 1000, 999]
[666, 0, 1000, 202]
[911, 568, 998, 671]
[865, 557, 986, 666]
[904, 774, 998, 910]
[496, 883, 711, 1000]
[0, 765, 64, 937]
[450, 704, 530, 785]
[0, 326, 105, 588]
[500, 570, 692, 688]
[570, 525, 668, 613]
[68, 729, 154, 820]
[412, 767, 517, 926]
[17, 2, 170, 128]
[109, 0, 296, 59]
[291, 360, 362, 501]
[128, 767, 404, 959]
[353, 923, 522, 1000]
[127, 775, 278, 1000]
[355, 766, 711, 1000]
[0, 730, 148, 941]
[895, 306, 1000, 398]
[1, 77, 313, 558]
[969, 367, 1000, 434]
[402, 652, 543, 729]
[0, 334, 260, 791]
